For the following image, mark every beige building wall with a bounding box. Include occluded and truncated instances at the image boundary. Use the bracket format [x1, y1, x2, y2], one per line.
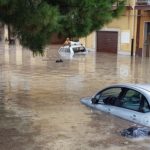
[127, 0, 136, 6]
[107, 9, 136, 53]
[80, 33, 95, 50]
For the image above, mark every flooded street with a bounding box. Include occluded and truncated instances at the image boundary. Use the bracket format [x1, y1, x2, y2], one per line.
[1, 43, 150, 150]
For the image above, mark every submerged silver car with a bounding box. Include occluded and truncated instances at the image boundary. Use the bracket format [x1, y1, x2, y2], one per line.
[81, 84, 150, 127]
[58, 44, 88, 55]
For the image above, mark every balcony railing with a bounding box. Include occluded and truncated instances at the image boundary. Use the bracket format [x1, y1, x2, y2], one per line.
[136, 0, 150, 5]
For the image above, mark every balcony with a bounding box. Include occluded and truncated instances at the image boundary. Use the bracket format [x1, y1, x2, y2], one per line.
[112, 1, 133, 10]
[136, 0, 150, 5]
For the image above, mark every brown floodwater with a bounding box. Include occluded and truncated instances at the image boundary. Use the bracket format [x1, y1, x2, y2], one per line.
[0, 43, 150, 150]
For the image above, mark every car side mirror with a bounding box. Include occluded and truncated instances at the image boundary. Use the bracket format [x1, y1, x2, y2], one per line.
[91, 97, 99, 104]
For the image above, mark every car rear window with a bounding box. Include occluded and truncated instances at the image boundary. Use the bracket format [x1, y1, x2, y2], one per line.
[72, 47, 86, 53]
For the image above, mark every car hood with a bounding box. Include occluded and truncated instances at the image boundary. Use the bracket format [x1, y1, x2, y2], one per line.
[80, 96, 92, 105]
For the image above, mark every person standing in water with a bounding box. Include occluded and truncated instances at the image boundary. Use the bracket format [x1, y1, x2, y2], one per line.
[64, 37, 71, 45]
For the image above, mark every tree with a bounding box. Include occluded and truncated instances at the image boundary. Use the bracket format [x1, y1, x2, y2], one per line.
[0, 0, 125, 54]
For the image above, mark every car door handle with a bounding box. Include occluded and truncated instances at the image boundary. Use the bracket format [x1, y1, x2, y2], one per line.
[133, 114, 136, 117]
[129, 115, 136, 121]
[130, 114, 136, 120]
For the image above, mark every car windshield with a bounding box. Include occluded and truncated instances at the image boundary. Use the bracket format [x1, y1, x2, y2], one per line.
[72, 46, 86, 53]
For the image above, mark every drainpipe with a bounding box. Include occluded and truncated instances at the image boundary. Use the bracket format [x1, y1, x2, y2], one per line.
[85, 36, 87, 47]
[131, 38, 134, 56]
[131, 4, 136, 57]
[136, 10, 141, 56]
[8, 24, 11, 43]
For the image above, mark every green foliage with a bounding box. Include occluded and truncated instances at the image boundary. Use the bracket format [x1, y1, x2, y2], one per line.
[0, 0, 125, 54]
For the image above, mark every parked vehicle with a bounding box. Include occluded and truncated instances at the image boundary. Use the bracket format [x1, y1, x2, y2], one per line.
[80, 84, 150, 127]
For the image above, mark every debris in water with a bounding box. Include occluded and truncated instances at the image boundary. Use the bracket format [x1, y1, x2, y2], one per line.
[120, 126, 150, 138]
[56, 59, 63, 63]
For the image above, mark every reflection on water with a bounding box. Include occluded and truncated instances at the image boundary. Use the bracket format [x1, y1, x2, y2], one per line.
[0, 42, 150, 150]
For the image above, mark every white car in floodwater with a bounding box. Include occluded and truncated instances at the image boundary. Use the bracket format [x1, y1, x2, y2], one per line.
[81, 84, 150, 127]
[58, 41, 88, 56]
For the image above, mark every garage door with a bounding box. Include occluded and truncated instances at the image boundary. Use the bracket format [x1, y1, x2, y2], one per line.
[97, 31, 118, 53]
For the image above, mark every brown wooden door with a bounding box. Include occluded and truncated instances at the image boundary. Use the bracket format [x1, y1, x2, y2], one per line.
[97, 31, 118, 53]
[50, 33, 66, 44]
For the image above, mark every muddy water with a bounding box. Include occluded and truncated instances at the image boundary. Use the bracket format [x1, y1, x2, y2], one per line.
[0, 43, 150, 150]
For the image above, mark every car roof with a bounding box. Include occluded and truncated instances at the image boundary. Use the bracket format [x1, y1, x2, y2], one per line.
[110, 83, 150, 92]
[63, 45, 84, 48]
[134, 84, 150, 92]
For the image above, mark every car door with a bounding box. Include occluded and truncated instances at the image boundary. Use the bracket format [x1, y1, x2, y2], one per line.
[112, 89, 143, 125]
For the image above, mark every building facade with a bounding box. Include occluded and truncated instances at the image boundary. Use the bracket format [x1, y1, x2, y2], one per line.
[135, 0, 150, 57]
[80, 0, 150, 57]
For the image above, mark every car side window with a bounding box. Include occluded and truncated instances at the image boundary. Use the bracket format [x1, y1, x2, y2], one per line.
[121, 89, 141, 111]
[95, 87, 122, 102]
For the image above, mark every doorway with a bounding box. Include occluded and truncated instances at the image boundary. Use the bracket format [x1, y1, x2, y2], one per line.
[96, 31, 118, 53]
[143, 22, 150, 57]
